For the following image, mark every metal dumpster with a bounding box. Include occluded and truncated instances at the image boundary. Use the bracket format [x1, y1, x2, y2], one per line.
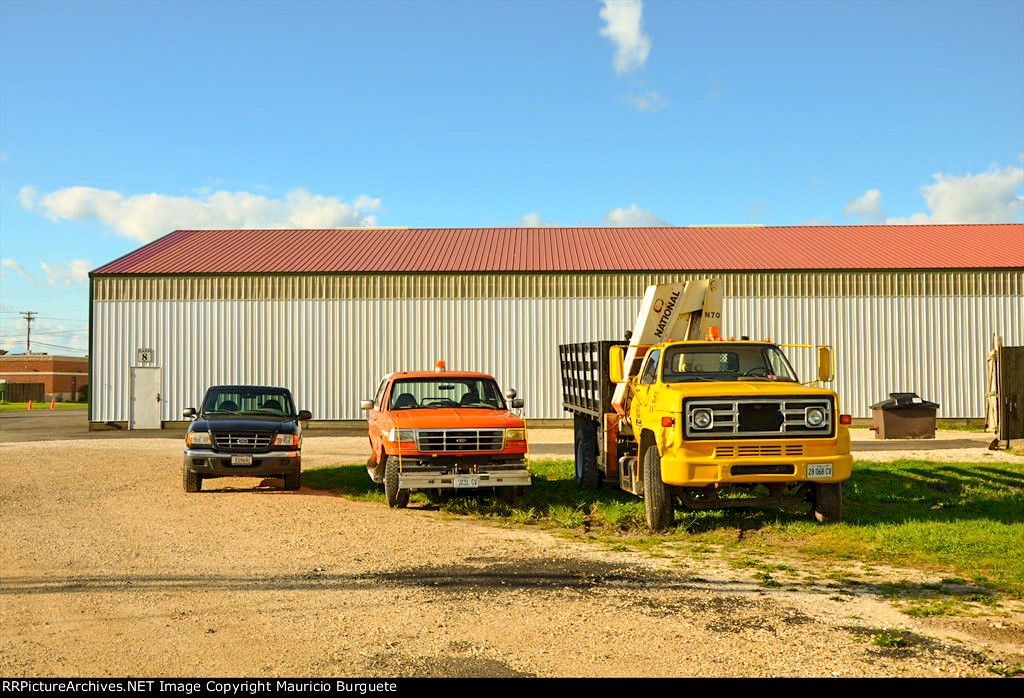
[870, 392, 940, 439]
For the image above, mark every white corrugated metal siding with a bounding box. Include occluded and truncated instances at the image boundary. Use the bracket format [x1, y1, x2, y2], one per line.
[91, 295, 1022, 422]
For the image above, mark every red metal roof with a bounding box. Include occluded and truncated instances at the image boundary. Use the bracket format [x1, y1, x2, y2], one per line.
[92, 224, 1024, 275]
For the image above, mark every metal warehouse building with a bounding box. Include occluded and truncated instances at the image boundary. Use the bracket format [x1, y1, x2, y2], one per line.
[89, 224, 1024, 429]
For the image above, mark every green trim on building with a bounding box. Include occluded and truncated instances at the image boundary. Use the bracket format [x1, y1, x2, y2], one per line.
[91, 269, 1024, 302]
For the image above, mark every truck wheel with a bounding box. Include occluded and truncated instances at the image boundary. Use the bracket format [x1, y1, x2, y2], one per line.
[383, 456, 410, 508]
[642, 446, 673, 530]
[283, 471, 301, 491]
[813, 483, 842, 523]
[183, 465, 202, 493]
[573, 415, 599, 489]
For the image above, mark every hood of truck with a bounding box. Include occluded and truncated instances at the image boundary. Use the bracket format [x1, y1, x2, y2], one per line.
[191, 414, 299, 434]
[387, 408, 524, 430]
[665, 381, 836, 399]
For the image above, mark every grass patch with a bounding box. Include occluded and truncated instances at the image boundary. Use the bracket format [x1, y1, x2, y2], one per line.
[936, 420, 987, 433]
[0, 401, 87, 411]
[876, 580, 1001, 617]
[987, 663, 1024, 677]
[304, 457, 1024, 597]
[872, 629, 911, 648]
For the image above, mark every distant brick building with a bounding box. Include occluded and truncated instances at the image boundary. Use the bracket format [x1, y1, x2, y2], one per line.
[0, 355, 88, 402]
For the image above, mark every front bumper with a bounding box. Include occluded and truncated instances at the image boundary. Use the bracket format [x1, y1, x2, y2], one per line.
[398, 469, 532, 490]
[184, 448, 301, 477]
[658, 437, 852, 487]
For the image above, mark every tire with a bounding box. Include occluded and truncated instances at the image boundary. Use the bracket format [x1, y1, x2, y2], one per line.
[383, 456, 410, 508]
[573, 414, 599, 489]
[283, 470, 301, 491]
[183, 465, 202, 493]
[813, 483, 842, 523]
[642, 445, 673, 530]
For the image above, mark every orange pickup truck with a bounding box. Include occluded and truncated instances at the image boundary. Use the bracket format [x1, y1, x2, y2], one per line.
[360, 363, 532, 507]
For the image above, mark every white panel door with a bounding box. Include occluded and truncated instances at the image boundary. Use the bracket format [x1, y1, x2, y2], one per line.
[130, 367, 162, 429]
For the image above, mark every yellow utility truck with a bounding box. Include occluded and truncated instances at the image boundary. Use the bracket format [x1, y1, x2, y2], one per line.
[559, 279, 852, 530]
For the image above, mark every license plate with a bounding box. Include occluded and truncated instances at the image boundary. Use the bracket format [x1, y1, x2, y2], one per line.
[231, 455, 253, 465]
[807, 463, 832, 479]
[453, 475, 479, 488]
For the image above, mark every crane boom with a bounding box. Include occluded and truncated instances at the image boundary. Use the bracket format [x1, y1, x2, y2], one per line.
[611, 279, 723, 414]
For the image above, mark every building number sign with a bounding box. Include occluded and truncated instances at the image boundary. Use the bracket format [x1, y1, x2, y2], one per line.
[136, 348, 154, 364]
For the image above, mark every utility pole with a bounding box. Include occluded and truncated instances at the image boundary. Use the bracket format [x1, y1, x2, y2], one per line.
[21, 311, 37, 354]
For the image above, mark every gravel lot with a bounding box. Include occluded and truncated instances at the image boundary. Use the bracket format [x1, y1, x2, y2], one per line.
[1, 434, 1021, 678]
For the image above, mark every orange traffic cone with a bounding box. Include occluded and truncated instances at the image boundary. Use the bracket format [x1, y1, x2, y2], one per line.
[50, 399, 56, 410]
[28, 400, 32, 410]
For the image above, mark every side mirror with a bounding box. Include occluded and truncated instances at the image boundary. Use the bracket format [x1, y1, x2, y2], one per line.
[609, 346, 626, 384]
[505, 388, 517, 400]
[182, 407, 196, 419]
[297, 410, 312, 421]
[817, 346, 833, 383]
[510, 398, 524, 409]
[360, 400, 374, 410]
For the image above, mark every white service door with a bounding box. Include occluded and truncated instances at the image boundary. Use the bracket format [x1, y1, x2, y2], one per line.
[130, 367, 162, 429]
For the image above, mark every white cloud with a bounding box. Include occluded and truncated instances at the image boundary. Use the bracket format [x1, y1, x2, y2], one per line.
[623, 89, 667, 113]
[843, 162, 1024, 225]
[604, 203, 671, 226]
[17, 185, 36, 208]
[891, 164, 1023, 224]
[511, 212, 558, 227]
[599, 0, 651, 75]
[842, 188, 885, 223]
[19, 186, 383, 242]
[39, 260, 91, 287]
[1, 259, 37, 284]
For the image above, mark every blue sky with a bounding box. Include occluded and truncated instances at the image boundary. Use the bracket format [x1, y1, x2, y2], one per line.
[1, 0, 1022, 354]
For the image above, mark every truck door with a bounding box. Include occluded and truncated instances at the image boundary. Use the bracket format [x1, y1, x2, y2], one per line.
[368, 378, 388, 457]
[631, 349, 661, 427]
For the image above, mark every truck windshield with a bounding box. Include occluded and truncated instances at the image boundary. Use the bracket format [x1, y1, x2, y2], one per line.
[661, 344, 799, 383]
[389, 378, 506, 410]
[202, 388, 295, 416]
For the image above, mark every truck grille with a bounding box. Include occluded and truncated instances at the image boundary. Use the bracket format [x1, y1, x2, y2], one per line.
[416, 429, 505, 452]
[685, 397, 833, 439]
[715, 445, 804, 458]
[212, 431, 273, 453]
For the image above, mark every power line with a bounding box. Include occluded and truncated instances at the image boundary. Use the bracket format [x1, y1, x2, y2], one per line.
[0, 328, 88, 339]
[24, 339, 85, 353]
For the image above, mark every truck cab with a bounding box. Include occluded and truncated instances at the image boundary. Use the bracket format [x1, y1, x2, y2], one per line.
[617, 338, 852, 528]
[560, 279, 853, 530]
[182, 385, 311, 492]
[360, 364, 532, 508]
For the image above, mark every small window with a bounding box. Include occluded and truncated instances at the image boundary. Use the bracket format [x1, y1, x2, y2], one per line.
[640, 349, 661, 385]
[372, 378, 387, 408]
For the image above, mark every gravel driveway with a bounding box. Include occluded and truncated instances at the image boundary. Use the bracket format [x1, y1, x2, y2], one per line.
[1, 436, 1021, 677]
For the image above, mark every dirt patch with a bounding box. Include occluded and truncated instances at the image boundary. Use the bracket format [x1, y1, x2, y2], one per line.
[1, 437, 1022, 677]
[365, 651, 533, 678]
[844, 626, 989, 664]
[373, 557, 650, 593]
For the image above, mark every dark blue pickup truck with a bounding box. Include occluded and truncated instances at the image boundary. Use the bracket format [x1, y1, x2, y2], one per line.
[182, 386, 311, 492]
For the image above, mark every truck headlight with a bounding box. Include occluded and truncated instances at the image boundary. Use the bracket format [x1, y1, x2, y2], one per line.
[186, 431, 211, 447]
[505, 428, 527, 444]
[692, 409, 713, 429]
[387, 428, 416, 443]
[805, 407, 826, 427]
[274, 434, 299, 447]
